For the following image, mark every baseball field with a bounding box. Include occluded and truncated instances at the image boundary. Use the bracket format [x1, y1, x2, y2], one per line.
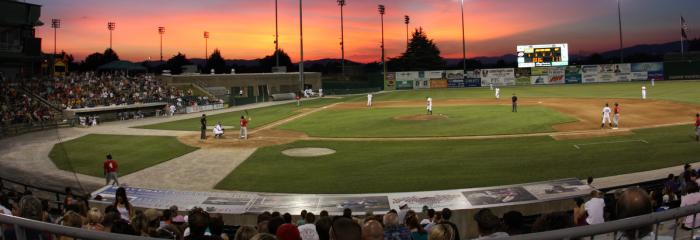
[49, 81, 700, 194]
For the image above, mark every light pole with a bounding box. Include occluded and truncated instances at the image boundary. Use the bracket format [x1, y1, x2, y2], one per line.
[204, 31, 209, 66]
[617, 0, 624, 63]
[338, 0, 346, 80]
[51, 18, 60, 77]
[158, 27, 165, 62]
[379, 5, 386, 85]
[275, 0, 279, 68]
[404, 15, 410, 50]
[107, 22, 115, 49]
[299, 0, 305, 90]
[460, 0, 467, 72]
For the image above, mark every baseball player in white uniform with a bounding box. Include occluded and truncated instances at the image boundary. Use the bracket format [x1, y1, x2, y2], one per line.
[641, 86, 647, 100]
[495, 88, 500, 99]
[367, 93, 373, 107]
[426, 97, 433, 115]
[601, 103, 612, 129]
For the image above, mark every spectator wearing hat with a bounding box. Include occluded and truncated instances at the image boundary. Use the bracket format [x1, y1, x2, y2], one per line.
[474, 208, 509, 239]
[277, 223, 301, 240]
[397, 202, 410, 224]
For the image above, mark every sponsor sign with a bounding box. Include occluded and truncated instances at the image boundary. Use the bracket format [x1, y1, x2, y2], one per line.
[445, 70, 465, 80]
[447, 79, 465, 88]
[185, 104, 225, 114]
[385, 72, 396, 90]
[631, 62, 664, 80]
[464, 77, 482, 88]
[565, 66, 582, 84]
[630, 72, 648, 81]
[396, 71, 419, 81]
[480, 68, 516, 86]
[530, 67, 565, 85]
[427, 71, 444, 80]
[414, 79, 430, 89]
[389, 192, 470, 210]
[430, 79, 448, 88]
[515, 68, 531, 86]
[396, 80, 414, 90]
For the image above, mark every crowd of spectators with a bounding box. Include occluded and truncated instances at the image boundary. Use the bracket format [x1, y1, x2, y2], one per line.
[3, 164, 700, 240]
[0, 79, 57, 126]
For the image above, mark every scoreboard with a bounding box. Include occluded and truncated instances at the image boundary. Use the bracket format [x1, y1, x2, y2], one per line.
[517, 43, 569, 68]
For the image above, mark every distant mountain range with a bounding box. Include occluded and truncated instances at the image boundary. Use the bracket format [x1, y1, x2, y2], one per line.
[145, 40, 685, 67]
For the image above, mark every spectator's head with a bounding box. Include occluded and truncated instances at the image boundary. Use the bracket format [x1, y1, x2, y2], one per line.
[330, 217, 361, 240]
[362, 220, 383, 240]
[320, 210, 329, 218]
[474, 208, 501, 236]
[162, 209, 173, 223]
[210, 213, 225, 237]
[283, 212, 292, 223]
[587, 176, 594, 185]
[429, 223, 455, 240]
[65, 187, 73, 195]
[590, 190, 602, 198]
[685, 163, 692, 171]
[343, 208, 352, 219]
[276, 223, 301, 240]
[251, 233, 278, 240]
[382, 212, 399, 227]
[305, 212, 316, 224]
[532, 212, 573, 232]
[86, 207, 103, 225]
[169, 205, 179, 214]
[235, 226, 258, 240]
[267, 216, 285, 235]
[405, 213, 426, 234]
[502, 211, 525, 235]
[300, 209, 307, 219]
[272, 211, 281, 217]
[188, 210, 210, 237]
[427, 208, 436, 219]
[18, 195, 42, 221]
[667, 174, 674, 181]
[114, 187, 129, 207]
[441, 208, 452, 221]
[688, 181, 700, 194]
[315, 216, 333, 240]
[62, 211, 83, 228]
[616, 187, 654, 239]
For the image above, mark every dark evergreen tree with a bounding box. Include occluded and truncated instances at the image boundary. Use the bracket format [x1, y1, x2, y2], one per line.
[259, 49, 294, 72]
[388, 28, 445, 71]
[166, 52, 192, 75]
[204, 49, 228, 74]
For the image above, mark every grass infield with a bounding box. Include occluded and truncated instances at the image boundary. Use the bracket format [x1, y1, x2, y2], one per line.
[49, 134, 198, 177]
[216, 125, 700, 194]
[278, 105, 576, 137]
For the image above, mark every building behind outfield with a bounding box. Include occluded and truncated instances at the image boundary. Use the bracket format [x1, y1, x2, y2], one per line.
[0, 0, 43, 80]
[159, 72, 322, 104]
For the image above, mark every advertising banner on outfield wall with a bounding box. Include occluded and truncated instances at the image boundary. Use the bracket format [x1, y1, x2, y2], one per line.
[430, 79, 448, 88]
[481, 68, 515, 86]
[565, 66, 582, 84]
[464, 70, 482, 87]
[447, 79, 465, 88]
[580, 64, 631, 83]
[445, 70, 464, 80]
[396, 71, 419, 81]
[530, 67, 565, 85]
[385, 72, 396, 90]
[396, 80, 414, 90]
[515, 68, 531, 85]
[631, 62, 664, 80]
[427, 71, 444, 80]
[631, 72, 649, 81]
[414, 72, 431, 89]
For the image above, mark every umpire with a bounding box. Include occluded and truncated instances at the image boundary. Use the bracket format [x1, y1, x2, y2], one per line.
[200, 114, 207, 140]
[512, 94, 518, 112]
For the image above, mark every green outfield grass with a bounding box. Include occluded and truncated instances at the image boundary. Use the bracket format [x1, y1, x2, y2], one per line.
[370, 81, 700, 105]
[49, 134, 198, 177]
[216, 124, 699, 194]
[278, 105, 576, 137]
[135, 98, 344, 131]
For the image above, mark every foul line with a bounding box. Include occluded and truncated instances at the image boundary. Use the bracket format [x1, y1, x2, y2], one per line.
[573, 139, 649, 149]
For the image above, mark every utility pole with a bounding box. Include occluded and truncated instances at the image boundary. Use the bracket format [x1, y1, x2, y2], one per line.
[275, 0, 280, 68]
[204, 31, 209, 66]
[617, 0, 624, 63]
[299, 0, 305, 90]
[338, 0, 346, 80]
[460, 0, 467, 72]
[379, 5, 386, 86]
[51, 18, 60, 77]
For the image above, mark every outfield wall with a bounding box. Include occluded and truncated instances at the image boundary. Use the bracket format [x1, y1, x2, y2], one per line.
[384, 62, 672, 90]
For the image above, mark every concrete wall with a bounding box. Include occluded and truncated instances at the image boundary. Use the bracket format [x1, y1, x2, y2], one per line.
[159, 72, 323, 97]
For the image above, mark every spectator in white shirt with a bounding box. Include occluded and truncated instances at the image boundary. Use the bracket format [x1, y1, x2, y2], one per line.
[585, 190, 605, 225]
[298, 212, 319, 240]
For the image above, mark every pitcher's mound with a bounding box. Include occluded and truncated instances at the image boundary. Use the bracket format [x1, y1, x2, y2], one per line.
[282, 148, 336, 157]
[394, 114, 448, 121]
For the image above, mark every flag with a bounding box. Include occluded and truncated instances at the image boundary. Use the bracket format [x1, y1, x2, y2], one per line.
[682, 16, 689, 40]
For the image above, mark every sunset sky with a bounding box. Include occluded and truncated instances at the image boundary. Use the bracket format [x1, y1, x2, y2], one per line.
[32, 0, 699, 63]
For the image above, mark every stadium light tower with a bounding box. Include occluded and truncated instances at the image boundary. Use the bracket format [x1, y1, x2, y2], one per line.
[275, 0, 280, 68]
[107, 21, 115, 49]
[338, 0, 346, 80]
[460, 0, 467, 72]
[299, 0, 305, 90]
[617, 0, 624, 63]
[158, 27, 165, 62]
[404, 15, 410, 50]
[204, 31, 209, 65]
[51, 18, 60, 77]
[379, 5, 386, 85]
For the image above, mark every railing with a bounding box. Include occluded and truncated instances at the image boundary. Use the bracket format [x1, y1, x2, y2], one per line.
[0, 177, 74, 211]
[0, 120, 72, 139]
[501, 203, 700, 240]
[0, 214, 161, 240]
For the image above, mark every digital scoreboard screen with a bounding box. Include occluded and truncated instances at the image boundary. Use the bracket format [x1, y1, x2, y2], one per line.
[517, 43, 569, 68]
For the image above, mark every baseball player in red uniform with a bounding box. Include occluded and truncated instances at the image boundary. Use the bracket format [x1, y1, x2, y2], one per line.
[695, 113, 699, 142]
[103, 154, 119, 186]
[240, 116, 249, 139]
[613, 103, 621, 129]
